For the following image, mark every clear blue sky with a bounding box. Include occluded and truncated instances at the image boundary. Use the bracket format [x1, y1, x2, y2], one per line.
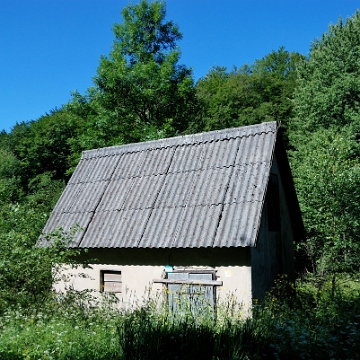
[1, 0, 358, 133]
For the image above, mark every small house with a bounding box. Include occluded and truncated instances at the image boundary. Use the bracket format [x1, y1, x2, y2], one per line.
[40, 121, 304, 310]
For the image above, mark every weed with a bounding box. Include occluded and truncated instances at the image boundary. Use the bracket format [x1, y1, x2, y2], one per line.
[0, 278, 359, 359]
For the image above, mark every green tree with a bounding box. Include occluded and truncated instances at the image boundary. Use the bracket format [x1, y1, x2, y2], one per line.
[291, 127, 360, 286]
[290, 11, 360, 281]
[0, 202, 82, 311]
[70, 0, 198, 148]
[6, 109, 78, 191]
[196, 47, 304, 144]
[0, 148, 22, 204]
[292, 11, 360, 133]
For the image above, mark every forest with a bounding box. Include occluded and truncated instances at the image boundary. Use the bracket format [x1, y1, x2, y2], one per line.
[1, 1, 360, 358]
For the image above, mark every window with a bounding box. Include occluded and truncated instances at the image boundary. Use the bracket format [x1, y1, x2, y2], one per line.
[100, 270, 122, 293]
[154, 269, 222, 317]
[267, 174, 281, 231]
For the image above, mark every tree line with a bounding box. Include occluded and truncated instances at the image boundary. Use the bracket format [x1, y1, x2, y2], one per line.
[1, 0, 360, 309]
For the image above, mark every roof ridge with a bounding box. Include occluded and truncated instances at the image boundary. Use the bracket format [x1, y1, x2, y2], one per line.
[81, 121, 278, 160]
[69, 160, 272, 185]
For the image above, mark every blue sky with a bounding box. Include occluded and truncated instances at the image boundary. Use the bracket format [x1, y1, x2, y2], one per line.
[1, 0, 359, 133]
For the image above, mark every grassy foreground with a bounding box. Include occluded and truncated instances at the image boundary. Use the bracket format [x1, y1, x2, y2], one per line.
[0, 276, 359, 360]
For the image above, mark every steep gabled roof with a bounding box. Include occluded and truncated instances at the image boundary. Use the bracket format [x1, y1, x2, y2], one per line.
[41, 121, 298, 249]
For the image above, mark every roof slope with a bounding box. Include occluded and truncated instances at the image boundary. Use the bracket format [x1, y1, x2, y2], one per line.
[42, 121, 279, 248]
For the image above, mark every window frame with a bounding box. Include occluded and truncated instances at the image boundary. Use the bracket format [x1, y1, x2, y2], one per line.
[100, 269, 122, 293]
[156, 269, 221, 317]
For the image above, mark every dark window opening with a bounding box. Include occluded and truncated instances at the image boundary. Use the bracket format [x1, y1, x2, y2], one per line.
[267, 174, 281, 232]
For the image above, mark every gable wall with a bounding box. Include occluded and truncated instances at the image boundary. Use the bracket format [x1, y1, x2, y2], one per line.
[251, 153, 295, 300]
[275, 154, 296, 278]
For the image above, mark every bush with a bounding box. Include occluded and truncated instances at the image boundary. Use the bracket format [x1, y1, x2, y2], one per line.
[0, 202, 84, 313]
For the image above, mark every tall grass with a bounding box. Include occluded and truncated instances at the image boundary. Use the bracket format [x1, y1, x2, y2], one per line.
[0, 277, 359, 359]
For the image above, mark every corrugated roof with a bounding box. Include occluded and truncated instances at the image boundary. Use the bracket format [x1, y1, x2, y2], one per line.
[41, 121, 279, 248]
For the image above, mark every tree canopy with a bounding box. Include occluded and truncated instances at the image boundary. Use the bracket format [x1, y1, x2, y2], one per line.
[196, 47, 304, 146]
[290, 12, 360, 280]
[292, 11, 360, 133]
[69, 0, 198, 150]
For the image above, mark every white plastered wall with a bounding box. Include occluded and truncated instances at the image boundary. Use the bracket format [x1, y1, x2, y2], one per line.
[54, 263, 252, 310]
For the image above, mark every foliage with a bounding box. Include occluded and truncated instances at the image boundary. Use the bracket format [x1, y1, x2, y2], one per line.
[5, 109, 78, 190]
[0, 203, 82, 313]
[0, 296, 121, 360]
[68, 0, 199, 151]
[0, 148, 22, 203]
[290, 10, 360, 279]
[196, 47, 304, 145]
[259, 275, 360, 359]
[292, 11, 360, 132]
[0, 279, 359, 359]
[290, 127, 360, 278]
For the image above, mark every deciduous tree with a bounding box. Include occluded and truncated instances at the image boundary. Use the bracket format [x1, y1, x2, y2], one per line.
[70, 0, 198, 148]
[290, 11, 360, 281]
[292, 11, 360, 133]
[291, 127, 360, 284]
[196, 47, 304, 145]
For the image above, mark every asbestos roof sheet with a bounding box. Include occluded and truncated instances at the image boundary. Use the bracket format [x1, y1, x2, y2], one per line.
[41, 121, 279, 248]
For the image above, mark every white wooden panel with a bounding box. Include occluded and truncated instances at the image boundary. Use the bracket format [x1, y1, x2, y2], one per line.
[103, 273, 122, 282]
[104, 281, 122, 293]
